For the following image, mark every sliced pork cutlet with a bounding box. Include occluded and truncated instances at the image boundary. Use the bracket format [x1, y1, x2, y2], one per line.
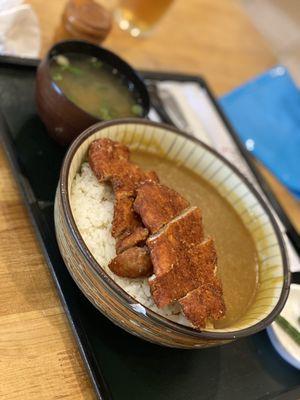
[179, 281, 225, 329]
[148, 207, 205, 278]
[109, 246, 153, 278]
[89, 138, 157, 278]
[89, 138, 158, 239]
[112, 192, 142, 240]
[89, 137, 130, 183]
[113, 200, 152, 276]
[147, 206, 206, 304]
[116, 226, 149, 254]
[134, 182, 190, 234]
[147, 207, 225, 327]
[89, 138, 159, 196]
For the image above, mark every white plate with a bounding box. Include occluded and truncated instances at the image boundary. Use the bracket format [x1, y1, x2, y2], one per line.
[267, 284, 300, 369]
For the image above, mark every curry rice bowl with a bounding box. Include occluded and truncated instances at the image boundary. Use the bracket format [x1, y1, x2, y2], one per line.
[70, 162, 190, 326]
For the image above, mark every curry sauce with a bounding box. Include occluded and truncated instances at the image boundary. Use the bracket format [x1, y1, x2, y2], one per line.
[132, 151, 259, 328]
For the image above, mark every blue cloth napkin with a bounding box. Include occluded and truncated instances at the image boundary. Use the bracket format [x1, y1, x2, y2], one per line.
[220, 65, 300, 199]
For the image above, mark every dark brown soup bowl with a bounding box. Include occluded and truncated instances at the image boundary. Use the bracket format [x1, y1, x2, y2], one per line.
[36, 40, 150, 146]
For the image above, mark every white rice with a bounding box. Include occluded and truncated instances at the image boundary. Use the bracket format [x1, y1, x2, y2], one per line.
[70, 163, 190, 325]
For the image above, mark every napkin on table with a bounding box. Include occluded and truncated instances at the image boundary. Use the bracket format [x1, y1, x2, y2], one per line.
[0, 0, 40, 58]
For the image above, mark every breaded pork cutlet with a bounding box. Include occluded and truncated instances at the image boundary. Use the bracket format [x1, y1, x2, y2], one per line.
[116, 226, 149, 254]
[89, 138, 158, 278]
[147, 207, 206, 303]
[109, 246, 153, 278]
[134, 181, 190, 234]
[179, 282, 225, 329]
[112, 192, 141, 239]
[89, 138, 158, 196]
[89, 138, 225, 329]
[145, 207, 225, 327]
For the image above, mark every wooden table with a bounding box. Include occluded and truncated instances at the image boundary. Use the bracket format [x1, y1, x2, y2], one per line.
[0, 1, 299, 398]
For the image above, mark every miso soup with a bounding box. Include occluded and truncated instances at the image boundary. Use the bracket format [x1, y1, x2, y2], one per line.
[50, 53, 144, 120]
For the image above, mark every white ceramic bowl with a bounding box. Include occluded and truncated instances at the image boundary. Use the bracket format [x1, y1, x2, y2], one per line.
[267, 284, 300, 369]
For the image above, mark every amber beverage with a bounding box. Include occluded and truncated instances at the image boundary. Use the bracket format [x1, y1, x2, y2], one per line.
[115, 0, 174, 37]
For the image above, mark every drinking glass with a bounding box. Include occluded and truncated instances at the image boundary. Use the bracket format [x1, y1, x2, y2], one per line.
[115, 0, 174, 37]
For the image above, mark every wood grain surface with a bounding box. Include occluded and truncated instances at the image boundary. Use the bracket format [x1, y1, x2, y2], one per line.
[0, 0, 299, 399]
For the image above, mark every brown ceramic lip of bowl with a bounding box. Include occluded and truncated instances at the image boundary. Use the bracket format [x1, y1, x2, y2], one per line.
[59, 118, 290, 341]
[35, 40, 150, 146]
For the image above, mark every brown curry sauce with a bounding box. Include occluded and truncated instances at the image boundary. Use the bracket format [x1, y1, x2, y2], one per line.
[131, 151, 259, 328]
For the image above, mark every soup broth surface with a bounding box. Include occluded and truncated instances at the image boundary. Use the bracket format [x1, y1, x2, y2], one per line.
[132, 151, 259, 328]
[50, 53, 144, 120]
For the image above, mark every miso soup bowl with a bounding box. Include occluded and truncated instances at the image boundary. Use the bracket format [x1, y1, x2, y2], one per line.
[54, 119, 290, 349]
[36, 40, 150, 146]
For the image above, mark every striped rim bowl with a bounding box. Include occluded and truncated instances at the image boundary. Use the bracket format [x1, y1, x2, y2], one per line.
[54, 119, 290, 348]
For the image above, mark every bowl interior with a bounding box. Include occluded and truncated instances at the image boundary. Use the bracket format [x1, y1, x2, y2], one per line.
[65, 120, 289, 335]
[47, 40, 150, 118]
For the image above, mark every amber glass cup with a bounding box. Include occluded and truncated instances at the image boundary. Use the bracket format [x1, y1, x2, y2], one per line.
[115, 0, 174, 37]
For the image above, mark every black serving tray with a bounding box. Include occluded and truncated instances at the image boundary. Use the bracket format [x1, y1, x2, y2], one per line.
[0, 55, 299, 400]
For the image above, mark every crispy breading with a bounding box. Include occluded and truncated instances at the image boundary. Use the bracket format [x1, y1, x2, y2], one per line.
[148, 235, 216, 307]
[89, 138, 158, 239]
[112, 193, 141, 239]
[179, 281, 225, 329]
[134, 182, 190, 233]
[89, 138, 157, 278]
[109, 246, 153, 278]
[116, 227, 149, 254]
[147, 207, 205, 278]
[146, 206, 225, 327]
[89, 138, 130, 182]
[112, 166, 158, 196]
[89, 138, 158, 196]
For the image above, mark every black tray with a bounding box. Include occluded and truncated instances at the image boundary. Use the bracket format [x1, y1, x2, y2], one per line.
[0, 55, 299, 400]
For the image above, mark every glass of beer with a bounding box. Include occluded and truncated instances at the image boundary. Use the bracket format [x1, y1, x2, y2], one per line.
[115, 0, 174, 37]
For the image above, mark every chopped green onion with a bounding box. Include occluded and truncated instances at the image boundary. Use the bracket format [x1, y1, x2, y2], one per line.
[54, 61, 83, 75]
[52, 73, 63, 81]
[131, 104, 143, 116]
[67, 65, 83, 76]
[276, 315, 300, 346]
[58, 64, 68, 71]
[90, 58, 103, 68]
[98, 106, 111, 120]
